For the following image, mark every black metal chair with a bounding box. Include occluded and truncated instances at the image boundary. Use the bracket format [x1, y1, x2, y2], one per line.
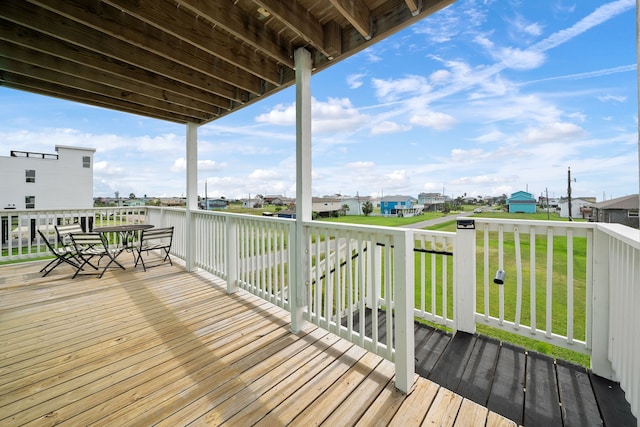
[134, 226, 174, 271]
[70, 232, 125, 278]
[37, 229, 82, 277]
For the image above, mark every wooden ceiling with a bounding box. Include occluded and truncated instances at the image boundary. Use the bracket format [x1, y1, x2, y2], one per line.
[0, 0, 454, 125]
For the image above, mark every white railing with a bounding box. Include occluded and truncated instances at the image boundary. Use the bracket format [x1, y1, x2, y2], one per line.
[4, 207, 639, 416]
[470, 218, 594, 354]
[0, 207, 147, 262]
[597, 223, 640, 420]
[302, 221, 415, 391]
[231, 214, 293, 310]
[413, 229, 456, 329]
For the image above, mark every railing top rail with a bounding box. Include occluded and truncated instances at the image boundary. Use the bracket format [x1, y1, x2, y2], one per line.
[304, 219, 409, 236]
[596, 223, 640, 249]
[469, 217, 597, 229]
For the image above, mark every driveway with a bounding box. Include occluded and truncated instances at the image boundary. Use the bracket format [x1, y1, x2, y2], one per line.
[401, 211, 475, 229]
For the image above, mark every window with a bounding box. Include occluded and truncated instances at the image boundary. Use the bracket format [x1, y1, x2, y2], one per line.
[629, 210, 639, 218]
[83, 156, 91, 168]
[25, 196, 35, 209]
[25, 169, 35, 183]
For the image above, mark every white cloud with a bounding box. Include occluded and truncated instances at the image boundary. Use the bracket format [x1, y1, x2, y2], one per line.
[346, 161, 375, 168]
[372, 75, 431, 102]
[410, 111, 457, 130]
[347, 73, 366, 89]
[474, 130, 505, 143]
[255, 97, 369, 134]
[521, 122, 587, 143]
[429, 69, 451, 85]
[533, 0, 634, 52]
[198, 159, 227, 171]
[598, 94, 627, 103]
[370, 121, 411, 135]
[496, 47, 546, 70]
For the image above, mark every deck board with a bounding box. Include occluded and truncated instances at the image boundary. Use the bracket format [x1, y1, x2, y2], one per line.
[0, 258, 634, 426]
[523, 351, 563, 427]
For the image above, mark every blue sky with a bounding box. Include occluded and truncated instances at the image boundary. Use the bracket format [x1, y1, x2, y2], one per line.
[1, 0, 638, 201]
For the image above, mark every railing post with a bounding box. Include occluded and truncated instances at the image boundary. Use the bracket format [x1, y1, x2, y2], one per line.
[394, 229, 415, 393]
[226, 216, 238, 294]
[454, 219, 477, 333]
[365, 241, 381, 308]
[590, 226, 615, 379]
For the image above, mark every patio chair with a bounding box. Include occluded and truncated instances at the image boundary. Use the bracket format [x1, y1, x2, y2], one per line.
[37, 229, 82, 277]
[134, 226, 174, 271]
[55, 223, 84, 246]
[70, 232, 125, 278]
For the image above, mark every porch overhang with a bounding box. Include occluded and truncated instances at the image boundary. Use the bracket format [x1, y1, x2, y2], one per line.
[0, 0, 454, 125]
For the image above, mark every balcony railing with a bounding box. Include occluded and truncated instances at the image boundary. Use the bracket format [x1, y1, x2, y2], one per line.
[2, 206, 638, 420]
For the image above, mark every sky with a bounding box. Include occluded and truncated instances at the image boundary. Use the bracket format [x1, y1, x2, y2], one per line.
[0, 0, 638, 202]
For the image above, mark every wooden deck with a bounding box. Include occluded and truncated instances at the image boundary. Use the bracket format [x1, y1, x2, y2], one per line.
[350, 309, 637, 427]
[0, 257, 518, 426]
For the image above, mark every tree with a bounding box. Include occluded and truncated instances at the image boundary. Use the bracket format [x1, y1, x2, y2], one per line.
[362, 201, 373, 216]
[341, 204, 349, 216]
[129, 193, 136, 199]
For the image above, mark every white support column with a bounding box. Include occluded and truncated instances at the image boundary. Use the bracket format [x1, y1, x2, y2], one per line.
[394, 228, 416, 393]
[590, 226, 615, 379]
[185, 122, 198, 272]
[454, 218, 477, 333]
[291, 47, 312, 333]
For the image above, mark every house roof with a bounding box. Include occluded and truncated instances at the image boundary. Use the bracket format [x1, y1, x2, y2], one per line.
[592, 194, 640, 210]
[381, 195, 413, 202]
[0, 0, 453, 125]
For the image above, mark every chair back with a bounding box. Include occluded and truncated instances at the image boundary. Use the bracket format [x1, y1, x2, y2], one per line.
[56, 223, 84, 246]
[70, 232, 106, 252]
[140, 226, 174, 248]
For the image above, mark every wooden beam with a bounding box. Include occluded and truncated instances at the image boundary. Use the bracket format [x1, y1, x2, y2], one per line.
[29, 0, 260, 97]
[99, 0, 283, 86]
[0, 18, 234, 111]
[253, 0, 334, 59]
[175, 0, 294, 68]
[0, 58, 214, 122]
[405, 0, 420, 16]
[1, 75, 203, 123]
[330, 0, 372, 40]
[0, 40, 227, 114]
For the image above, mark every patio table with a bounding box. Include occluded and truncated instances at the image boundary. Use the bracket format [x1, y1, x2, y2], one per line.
[94, 224, 155, 251]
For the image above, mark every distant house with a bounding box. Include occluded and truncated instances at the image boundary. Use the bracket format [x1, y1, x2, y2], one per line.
[0, 145, 95, 211]
[380, 195, 416, 216]
[506, 191, 537, 214]
[263, 195, 294, 206]
[123, 199, 146, 207]
[200, 198, 228, 210]
[558, 197, 595, 219]
[242, 198, 262, 208]
[418, 192, 445, 212]
[591, 194, 639, 228]
[342, 195, 372, 215]
[312, 197, 343, 218]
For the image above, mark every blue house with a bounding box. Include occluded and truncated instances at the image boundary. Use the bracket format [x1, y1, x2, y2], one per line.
[380, 195, 414, 216]
[507, 191, 537, 214]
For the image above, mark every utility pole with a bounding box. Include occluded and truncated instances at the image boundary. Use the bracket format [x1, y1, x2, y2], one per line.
[546, 187, 550, 220]
[567, 167, 576, 221]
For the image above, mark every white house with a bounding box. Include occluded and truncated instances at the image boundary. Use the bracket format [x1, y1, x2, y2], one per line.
[0, 146, 96, 210]
[342, 195, 373, 215]
[559, 197, 595, 220]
